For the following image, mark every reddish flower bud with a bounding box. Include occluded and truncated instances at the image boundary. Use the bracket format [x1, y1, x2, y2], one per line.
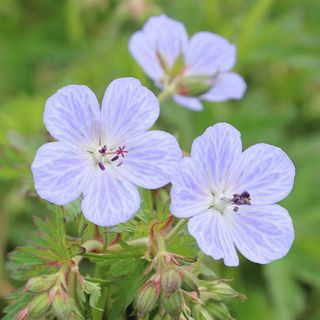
[161, 268, 182, 296]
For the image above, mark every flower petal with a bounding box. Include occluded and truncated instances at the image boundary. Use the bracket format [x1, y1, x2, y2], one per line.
[233, 143, 295, 204]
[188, 211, 239, 266]
[185, 32, 236, 76]
[170, 157, 212, 218]
[44, 85, 101, 150]
[129, 15, 188, 81]
[118, 130, 182, 189]
[229, 205, 294, 264]
[81, 171, 140, 226]
[173, 95, 203, 111]
[191, 123, 242, 193]
[101, 78, 159, 145]
[31, 142, 93, 205]
[201, 73, 246, 102]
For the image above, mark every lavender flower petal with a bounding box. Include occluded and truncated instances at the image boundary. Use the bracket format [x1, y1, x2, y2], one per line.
[191, 123, 242, 191]
[31, 142, 93, 205]
[188, 210, 239, 266]
[201, 73, 246, 102]
[173, 95, 204, 111]
[81, 171, 140, 226]
[170, 157, 212, 218]
[229, 204, 294, 264]
[234, 143, 295, 205]
[119, 130, 182, 189]
[185, 32, 236, 76]
[44, 85, 101, 150]
[100, 78, 159, 145]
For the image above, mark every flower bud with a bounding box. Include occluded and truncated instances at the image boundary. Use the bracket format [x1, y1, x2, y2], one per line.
[17, 307, 29, 320]
[181, 270, 199, 296]
[176, 76, 212, 97]
[207, 280, 246, 301]
[206, 302, 231, 320]
[28, 292, 50, 319]
[161, 290, 183, 319]
[52, 290, 71, 319]
[161, 268, 182, 296]
[26, 275, 56, 293]
[136, 283, 159, 318]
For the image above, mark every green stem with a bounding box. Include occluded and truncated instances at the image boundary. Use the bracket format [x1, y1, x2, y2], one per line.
[91, 264, 108, 320]
[165, 219, 188, 243]
[72, 240, 103, 265]
[156, 234, 167, 253]
[158, 84, 175, 104]
[91, 229, 109, 320]
[107, 237, 148, 251]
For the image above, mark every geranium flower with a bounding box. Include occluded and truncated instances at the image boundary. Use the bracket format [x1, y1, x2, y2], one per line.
[32, 78, 181, 226]
[170, 123, 295, 266]
[129, 15, 246, 111]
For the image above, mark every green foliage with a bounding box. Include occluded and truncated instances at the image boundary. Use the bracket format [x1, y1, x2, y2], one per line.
[0, 0, 320, 319]
[7, 208, 80, 281]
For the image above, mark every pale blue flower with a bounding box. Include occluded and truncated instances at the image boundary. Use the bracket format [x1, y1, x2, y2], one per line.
[129, 15, 246, 111]
[170, 123, 295, 266]
[32, 78, 182, 226]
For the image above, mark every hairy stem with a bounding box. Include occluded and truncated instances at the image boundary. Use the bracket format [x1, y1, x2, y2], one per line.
[92, 228, 110, 320]
[91, 264, 108, 320]
[165, 219, 188, 243]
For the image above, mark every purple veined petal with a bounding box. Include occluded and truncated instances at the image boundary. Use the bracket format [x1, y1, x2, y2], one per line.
[185, 32, 236, 76]
[229, 204, 294, 264]
[232, 143, 295, 205]
[44, 85, 101, 150]
[173, 95, 204, 111]
[188, 210, 239, 266]
[81, 170, 140, 226]
[129, 15, 188, 81]
[170, 157, 213, 218]
[100, 78, 159, 145]
[129, 32, 164, 82]
[201, 73, 246, 102]
[31, 142, 94, 205]
[118, 130, 182, 189]
[191, 123, 242, 193]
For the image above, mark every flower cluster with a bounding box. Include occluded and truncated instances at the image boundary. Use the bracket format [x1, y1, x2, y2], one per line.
[26, 12, 296, 320]
[32, 15, 295, 266]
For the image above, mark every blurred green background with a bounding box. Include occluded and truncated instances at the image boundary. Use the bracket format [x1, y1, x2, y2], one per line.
[0, 0, 320, 319]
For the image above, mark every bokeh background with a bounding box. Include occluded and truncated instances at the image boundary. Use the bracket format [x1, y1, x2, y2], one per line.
[0, 0, 320, 319]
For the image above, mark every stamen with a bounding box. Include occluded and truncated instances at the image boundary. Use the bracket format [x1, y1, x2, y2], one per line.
[111, 155, 119, 162]
[232, 191, 251, 206]
[98, 145, 107, 154]
[98, 162, 105, 171]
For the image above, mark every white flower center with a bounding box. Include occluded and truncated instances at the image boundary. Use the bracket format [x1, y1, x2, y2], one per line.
[211, 194, 230, 212]
[210, 191, 251, 214]
[91, 145, 128, 171]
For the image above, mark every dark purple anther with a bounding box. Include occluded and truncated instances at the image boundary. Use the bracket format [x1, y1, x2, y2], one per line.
[233, 206, 239, 212]
[232, 191, 251, 206]
[98, 162, 105, 171]
[99, 145, 107, 154]
[111, 155, 119, 162]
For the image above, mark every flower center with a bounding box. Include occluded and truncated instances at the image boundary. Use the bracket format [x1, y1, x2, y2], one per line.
[210, 191, 251, 213]
[92, 145, 128, 171]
